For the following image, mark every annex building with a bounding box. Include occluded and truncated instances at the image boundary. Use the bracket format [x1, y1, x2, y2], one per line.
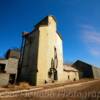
[0, 49, 20, 86]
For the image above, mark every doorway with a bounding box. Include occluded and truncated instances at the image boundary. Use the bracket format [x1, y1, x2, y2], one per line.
[9, 74, 16, 84]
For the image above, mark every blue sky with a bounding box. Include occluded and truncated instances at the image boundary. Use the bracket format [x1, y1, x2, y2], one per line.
[0, 0, 100, 67]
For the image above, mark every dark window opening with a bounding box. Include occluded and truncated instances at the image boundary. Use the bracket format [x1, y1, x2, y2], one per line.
[44, 80, 47, 84]
[73, 78, 76, 81]
[68, 75, 70, 80]
[54, 70, 58, 80]
[9, 74, 16, 84]
[48, 70, 52, 78]
[54, 47, 58, 69]
[0, 64, 6, 73]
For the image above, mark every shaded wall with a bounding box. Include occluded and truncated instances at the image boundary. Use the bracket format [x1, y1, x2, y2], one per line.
[72, 60, 100, 79]
[19, 30, 39, 85]
[72, 60, 94, 79]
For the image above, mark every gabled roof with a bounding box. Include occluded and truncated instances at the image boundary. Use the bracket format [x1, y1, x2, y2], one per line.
[63, 64, 78, 72]
[34, 15, 62, 40]
[73, 60, 100, 69]
[73, 60, 92, 67]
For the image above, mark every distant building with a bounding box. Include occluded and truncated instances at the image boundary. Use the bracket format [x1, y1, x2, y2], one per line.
[72, 60, 100, 79]
[0, 49, 19, 86]
[5, 49, 20, 59]
[0, 58, 18, 86]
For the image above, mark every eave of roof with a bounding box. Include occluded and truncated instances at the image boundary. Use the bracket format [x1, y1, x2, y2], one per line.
[63, 65, 78, 72]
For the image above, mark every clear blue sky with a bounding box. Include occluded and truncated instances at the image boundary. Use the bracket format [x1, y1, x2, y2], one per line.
[0, 0, 100, 67]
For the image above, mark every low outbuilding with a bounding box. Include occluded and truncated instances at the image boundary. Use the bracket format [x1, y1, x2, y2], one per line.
[62, 64, 79, 81]
[72, 60, 100, 79]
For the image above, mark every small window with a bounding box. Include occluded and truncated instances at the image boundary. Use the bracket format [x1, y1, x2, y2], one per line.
[54, 47, 58, 68]
[0, 64, 6, 73]
[73, 78, 76, 81]
[68, 75, 70, 80]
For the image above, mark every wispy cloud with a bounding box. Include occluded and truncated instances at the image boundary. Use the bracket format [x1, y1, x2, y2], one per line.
[90, 49, 100, 56]
[81, 24, 94, 30]
[81, 24, 100, 57]
[84, 31, 100, 44]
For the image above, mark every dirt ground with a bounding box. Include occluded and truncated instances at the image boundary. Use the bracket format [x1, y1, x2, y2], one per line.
[0, 79, 100, 100]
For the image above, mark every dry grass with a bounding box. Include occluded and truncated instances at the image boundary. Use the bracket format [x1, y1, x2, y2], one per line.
[16, 82, 31, 90]
[0, 82, 32, 92]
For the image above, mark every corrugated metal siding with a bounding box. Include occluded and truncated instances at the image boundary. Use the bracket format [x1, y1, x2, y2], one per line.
[92, 67, 100, 79]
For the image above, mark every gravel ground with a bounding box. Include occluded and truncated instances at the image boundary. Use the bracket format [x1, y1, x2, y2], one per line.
[0, 79, 100, 100]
